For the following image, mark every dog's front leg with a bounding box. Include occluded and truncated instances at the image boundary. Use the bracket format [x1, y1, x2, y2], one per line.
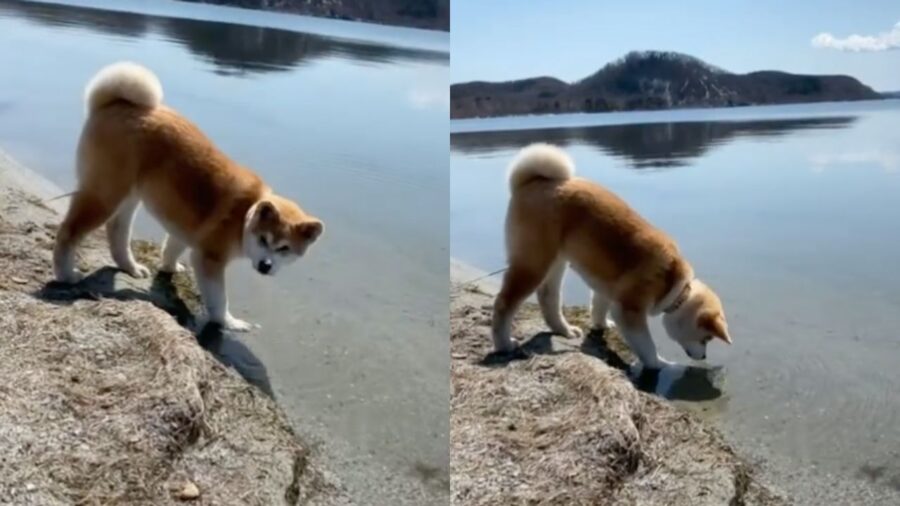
[610, 305, 670, 369]
[190, 251, 254, 332]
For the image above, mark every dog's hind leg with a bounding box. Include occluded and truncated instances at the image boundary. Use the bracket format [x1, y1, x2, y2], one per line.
[54, 190, 120, 283]
[492, 258, 552, 353]
[160, 235, 187, 273]
[590, 291, 614, 330]
[537, 258, 582, 338]
[106, 195, 150, 278]
[610, 305, 669, 369]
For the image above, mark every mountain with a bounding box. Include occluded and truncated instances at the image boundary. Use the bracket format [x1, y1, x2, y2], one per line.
[451, 51, 881, 119]
[881, 91, 900, 99]
[177, 0, 449, 31]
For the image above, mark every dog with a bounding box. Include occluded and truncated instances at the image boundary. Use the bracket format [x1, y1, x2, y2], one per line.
[491, 143, 731, 369]
[53, 62, 324, 330]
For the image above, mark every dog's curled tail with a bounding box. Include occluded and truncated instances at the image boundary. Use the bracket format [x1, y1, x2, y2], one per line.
[84, 62, 163, 115]
[507, 143, 575, 192]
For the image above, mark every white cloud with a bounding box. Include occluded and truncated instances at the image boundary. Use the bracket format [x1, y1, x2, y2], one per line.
[812, 21, 900, 51]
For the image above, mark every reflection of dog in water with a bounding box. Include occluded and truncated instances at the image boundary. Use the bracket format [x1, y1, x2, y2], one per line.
[491, 143, 732, 369]
[53, 62, 324, 331]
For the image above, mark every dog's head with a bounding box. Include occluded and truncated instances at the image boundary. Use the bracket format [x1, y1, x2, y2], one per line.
[662, 280, 731, 361]
[243, 195, 323, 276]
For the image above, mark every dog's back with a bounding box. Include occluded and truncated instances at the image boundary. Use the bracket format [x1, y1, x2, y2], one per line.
[505, 143, 687, 303]
[77, 63, 267, 251]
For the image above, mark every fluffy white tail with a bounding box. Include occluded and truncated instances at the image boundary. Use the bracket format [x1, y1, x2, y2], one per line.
[507, 143, 575, 192]
[84, 62, 163, 115]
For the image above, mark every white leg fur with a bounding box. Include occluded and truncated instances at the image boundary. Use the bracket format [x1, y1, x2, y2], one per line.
[53, 241, 82, 283]
[491, 300, 517, 352]
[106, 196, 150, 278]
[160, 234, 187, 273]
[610, 305, 669, 369]
[590, 291, 615, 330]
[537, 259, 583, 338]
[189, 251, 254, 332]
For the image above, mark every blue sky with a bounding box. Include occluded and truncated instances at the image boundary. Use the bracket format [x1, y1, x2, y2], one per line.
[451, 0, 900, 91]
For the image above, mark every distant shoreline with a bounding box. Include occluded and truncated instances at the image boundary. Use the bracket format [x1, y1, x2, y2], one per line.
[451, 51, 882, 120]
[21, 0, 449, 53]
[175, 0, 449, 31]
[450, 98, 897, 135]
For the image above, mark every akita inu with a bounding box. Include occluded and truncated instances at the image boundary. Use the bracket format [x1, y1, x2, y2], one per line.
[54, 62, 323, 330]
[492, 143, 730, 368]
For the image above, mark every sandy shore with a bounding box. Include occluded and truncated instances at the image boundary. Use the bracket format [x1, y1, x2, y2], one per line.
[0, 149, 349, 505]
[450, 259, 785, 505]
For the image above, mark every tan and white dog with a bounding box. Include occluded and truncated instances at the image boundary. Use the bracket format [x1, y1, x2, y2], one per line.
[492, 143, 731, 369]
[53, 62, 323, 330]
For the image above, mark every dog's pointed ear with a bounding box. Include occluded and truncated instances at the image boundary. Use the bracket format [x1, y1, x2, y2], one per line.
[295, 219, 324, 242]
[698, 312, 732, 344]
[257, 201, 278, 223]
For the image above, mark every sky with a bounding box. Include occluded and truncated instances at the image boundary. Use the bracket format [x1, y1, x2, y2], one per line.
[451, 0, 900, 91]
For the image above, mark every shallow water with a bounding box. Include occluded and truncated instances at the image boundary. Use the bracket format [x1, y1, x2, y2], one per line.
[451, 100, 900, 500]
[0, 1, 448, 503]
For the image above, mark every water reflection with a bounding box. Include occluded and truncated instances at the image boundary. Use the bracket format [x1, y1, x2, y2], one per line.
[0, 0, 447, 75]
[451, 117, 857, 168]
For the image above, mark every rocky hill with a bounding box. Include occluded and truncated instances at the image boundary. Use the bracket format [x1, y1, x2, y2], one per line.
[178, 0, 449, 31]
[451, 51, 881, 118]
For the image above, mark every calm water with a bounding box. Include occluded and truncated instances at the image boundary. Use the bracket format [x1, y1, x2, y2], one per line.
[451, 100, 900, 502]
[0, 1, 448, 503]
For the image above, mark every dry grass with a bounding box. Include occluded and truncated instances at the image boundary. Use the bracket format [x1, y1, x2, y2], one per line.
[0, 186, 348, 505]
[450, 281, 784, 506]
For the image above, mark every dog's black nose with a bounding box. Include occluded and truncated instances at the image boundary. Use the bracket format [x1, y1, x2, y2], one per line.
[257, 259, 272, 274]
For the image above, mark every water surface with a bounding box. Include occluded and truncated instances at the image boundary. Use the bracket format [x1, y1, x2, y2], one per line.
[0, 1, 449, 503]
[451, 100, 900, 502]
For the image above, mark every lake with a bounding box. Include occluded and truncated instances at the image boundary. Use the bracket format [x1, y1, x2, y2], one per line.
[0, 0, 448, 504]
[451, 100, 900, 503]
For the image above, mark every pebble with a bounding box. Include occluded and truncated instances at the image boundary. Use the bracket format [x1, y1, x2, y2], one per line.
[175, 481, 200, 501]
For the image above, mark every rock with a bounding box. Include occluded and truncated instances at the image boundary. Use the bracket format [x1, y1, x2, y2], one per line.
[0, 150, 352, 506]
[175, 481, 200, 501]
[449, 270, 786, 505]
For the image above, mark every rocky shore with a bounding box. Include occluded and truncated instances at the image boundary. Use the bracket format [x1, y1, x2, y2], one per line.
[449, 260, 786, 505]
[0, 150, 349, 505]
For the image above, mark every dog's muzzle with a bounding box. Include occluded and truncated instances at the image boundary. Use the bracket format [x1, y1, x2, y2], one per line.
[257, 259, 273, 275]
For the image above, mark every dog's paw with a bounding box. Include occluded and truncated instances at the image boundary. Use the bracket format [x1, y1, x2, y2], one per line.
[493, 338, 520, 354]
[639, 356, 675, 371]
[125, 262, 151, 279]
[55, 270, 84, 284]
[223, 314, 258, 332]
[159, 262, 186, 274]
[591, 317, 616, 332]
[564, 325, 584, 339]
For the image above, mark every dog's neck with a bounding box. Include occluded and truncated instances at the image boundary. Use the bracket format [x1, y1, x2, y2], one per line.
[662, 281, 692, 314]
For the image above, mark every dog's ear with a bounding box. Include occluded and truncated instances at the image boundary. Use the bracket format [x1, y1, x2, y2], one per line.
[295, 219, 324, 242]
[257, 201, 279, 223]
[698, 312, 732, 344]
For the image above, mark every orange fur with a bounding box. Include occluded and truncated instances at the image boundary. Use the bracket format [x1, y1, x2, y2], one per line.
[54, 62, 323, 329]
[492, 144, 730, 367]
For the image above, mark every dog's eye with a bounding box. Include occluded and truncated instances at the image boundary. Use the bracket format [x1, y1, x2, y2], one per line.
[276, 245, 290, 253]
[259, 236, 268, 248]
